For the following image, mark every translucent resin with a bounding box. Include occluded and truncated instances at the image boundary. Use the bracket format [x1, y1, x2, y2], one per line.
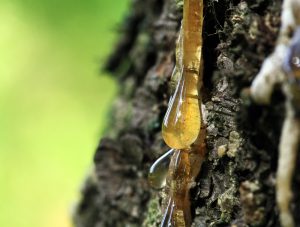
[148, 149, 174, 189]
[161, 149, 191, 227]
[162, 0, 204, 150]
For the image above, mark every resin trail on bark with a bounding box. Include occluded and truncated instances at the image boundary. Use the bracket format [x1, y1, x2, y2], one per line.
[160, 139, 206, 227]
[154, 0, 205, 226]
[162, 0, 204, 150]
[160, 149, 191, 227]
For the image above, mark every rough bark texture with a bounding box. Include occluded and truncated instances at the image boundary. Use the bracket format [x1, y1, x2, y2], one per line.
[73, 0, 300, 226]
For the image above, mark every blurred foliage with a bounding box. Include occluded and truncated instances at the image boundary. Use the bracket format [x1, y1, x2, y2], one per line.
[0, 0, 129, 227]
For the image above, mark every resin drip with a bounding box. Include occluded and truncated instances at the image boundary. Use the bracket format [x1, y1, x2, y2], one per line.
[162, 0, 203, 149]
[160, 142, 206, 227]
[148, 149, 174, 189]
[160, 150, 191, 227]
[148, 0, 205, 226]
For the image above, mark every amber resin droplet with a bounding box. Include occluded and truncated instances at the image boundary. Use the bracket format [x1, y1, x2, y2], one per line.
[162, 70, 202, 149]
[162, 0, 203, 149]
[148, 149, 174, 189]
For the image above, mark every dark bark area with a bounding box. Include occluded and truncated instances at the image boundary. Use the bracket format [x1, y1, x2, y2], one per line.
[73, 0, 300, 226]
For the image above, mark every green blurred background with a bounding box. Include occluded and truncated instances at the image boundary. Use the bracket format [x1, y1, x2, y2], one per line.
[0, 0, 129, 226]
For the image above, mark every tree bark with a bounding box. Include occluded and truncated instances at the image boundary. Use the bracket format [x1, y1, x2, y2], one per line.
[73, 0, 300, 226]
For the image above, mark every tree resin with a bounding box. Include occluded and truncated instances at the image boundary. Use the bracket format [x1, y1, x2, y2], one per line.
[148, 149, 174, 189]
[160, 149, 191, 227]
[162, 0, 204, 149]
[148, 0, 205, 226]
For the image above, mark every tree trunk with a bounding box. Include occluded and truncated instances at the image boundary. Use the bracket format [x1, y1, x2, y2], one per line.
[73, 0, 300, 226]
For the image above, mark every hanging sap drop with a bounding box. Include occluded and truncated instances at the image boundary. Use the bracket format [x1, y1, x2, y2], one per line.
[162, 69, 201, 149]
[161, 0, 203, 150]
[148, 149, 174, 189]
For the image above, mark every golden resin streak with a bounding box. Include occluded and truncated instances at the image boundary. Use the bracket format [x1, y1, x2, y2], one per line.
[161, 150, 191, 227]
[162, 0, 204, 149]
[159, 1, 205, 225]
[161, 137, 206, 227]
